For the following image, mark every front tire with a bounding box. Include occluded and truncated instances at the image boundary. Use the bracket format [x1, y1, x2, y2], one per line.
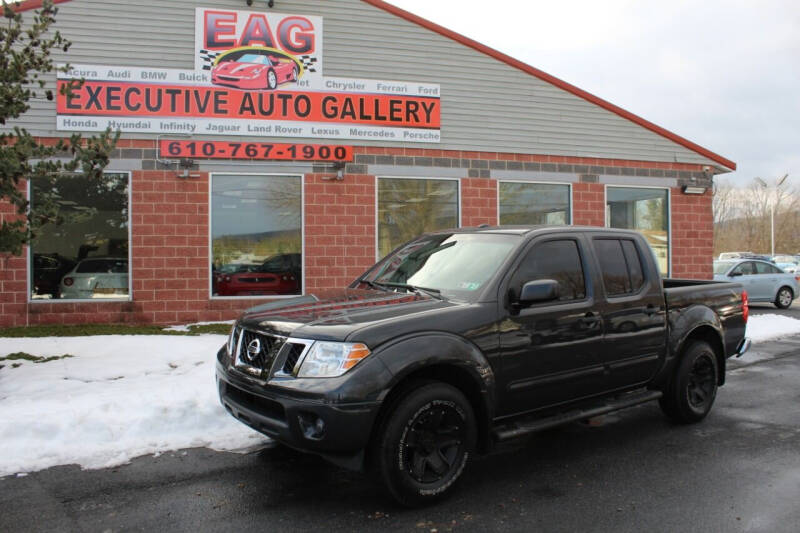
[372, 382, 475, 507]
[775, 286, 793, 309]
[266, 69, 278, 90]
[659, 340, 719, 424]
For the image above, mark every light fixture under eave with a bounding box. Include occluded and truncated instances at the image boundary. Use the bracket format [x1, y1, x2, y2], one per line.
[682, 185, 707, 195]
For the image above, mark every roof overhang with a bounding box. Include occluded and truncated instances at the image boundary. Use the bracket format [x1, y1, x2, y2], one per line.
[14, 0, 736, 171]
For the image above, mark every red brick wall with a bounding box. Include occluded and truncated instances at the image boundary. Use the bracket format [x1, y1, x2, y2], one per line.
[461, 178, 497, 227]
[572, 182, 605, 227]
[0, 141, 713, 326]
[304, 172, 376, 291]
[671, 187, 713, 280]
[0, 180, 27, 327]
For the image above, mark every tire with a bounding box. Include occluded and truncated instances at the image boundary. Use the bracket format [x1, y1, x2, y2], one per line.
[371, 381, 476, 507]
[291, 65, 299, 81]
[775, 286, 793, 309]
[266, 69, 278, 90]
[659, 340, 719, 424]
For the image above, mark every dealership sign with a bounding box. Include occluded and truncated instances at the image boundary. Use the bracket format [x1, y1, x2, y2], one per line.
[56, 8, 441, 143]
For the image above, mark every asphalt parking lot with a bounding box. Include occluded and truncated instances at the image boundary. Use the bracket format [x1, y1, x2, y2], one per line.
[2, 334, 800, 532]
[751, 298, 800, 317]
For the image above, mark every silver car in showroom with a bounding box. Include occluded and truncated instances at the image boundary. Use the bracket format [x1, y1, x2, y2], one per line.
[714, 259, 800, 309]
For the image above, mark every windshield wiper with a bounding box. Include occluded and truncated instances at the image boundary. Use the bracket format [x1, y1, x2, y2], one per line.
[358, 279, 391, 291]
[378, 282, 444, 300]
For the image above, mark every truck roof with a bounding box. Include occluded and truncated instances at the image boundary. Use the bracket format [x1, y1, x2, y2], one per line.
[425, 225, 643, 237]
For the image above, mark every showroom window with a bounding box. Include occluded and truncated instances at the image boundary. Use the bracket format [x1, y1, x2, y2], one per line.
[29, 172, 130, 301]
[498, 181, 571, 225]
[606, 186, 670, 275]
[211, 174, 303, 298]
[377, 177, 459, 259]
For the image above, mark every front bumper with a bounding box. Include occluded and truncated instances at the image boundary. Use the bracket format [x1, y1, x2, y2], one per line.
[215, 347, 381, 463]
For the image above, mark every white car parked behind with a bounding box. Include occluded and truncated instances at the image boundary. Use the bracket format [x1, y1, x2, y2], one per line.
[60, 258, 129, 299]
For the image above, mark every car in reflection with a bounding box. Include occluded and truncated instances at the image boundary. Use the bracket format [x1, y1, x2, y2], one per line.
[32, 253, 76, 298]
[211, 49, 300, 90]
[59, 257, 129, 299]
[215, 254, 301, 296]
[713, 259, 800, 308]
[212, 263, 260, 293]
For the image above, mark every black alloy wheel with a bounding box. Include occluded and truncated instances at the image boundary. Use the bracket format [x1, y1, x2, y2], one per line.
[659, 340, 719, 423]
[403, 402, 467, 484]
[372, 381, 475, 506]
[686, 353, 716, 409]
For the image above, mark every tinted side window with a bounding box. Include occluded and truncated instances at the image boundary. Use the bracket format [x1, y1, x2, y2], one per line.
[509, 240, 586, 302]
[755, 262, 781, 274]
[621, 240, 645, 290]
[733, 262, 755, 275]
[594, 239, 631, 295]
[770, 264, 784, 274]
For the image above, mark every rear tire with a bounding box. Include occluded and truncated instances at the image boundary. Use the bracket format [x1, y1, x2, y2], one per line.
[659, 340, 719, 424]
[371, 381, 475, 507]
[775, 286, 793, 309]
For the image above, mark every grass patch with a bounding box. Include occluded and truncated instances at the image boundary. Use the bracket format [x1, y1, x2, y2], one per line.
[0, 352, 74, 363]
[0, 323, 231, 338]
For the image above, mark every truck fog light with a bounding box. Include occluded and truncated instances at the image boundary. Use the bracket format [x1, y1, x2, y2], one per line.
[297, 412, 325, 440]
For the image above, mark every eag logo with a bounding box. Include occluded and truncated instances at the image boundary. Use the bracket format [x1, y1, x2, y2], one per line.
[195, 8, 323, 86]
[203, 10, 316, 54]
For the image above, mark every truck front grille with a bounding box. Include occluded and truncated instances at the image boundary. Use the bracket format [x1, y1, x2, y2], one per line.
[281, 342, 306, 375]
[234, 329, 286, 377]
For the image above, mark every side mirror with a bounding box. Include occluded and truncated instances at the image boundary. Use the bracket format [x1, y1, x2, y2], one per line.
[729, 271, 742, 277]
[519, 279, 559, 306]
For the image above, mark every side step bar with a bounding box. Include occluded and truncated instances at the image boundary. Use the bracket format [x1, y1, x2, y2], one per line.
[492, 390, 663, 441]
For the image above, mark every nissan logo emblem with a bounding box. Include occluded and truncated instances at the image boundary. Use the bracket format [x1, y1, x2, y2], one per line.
[245, 338, 261, 363]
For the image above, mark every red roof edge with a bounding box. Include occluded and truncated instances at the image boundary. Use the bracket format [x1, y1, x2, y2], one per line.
[11, 0, 72, 13]
[363, 0, 736, 171]
[14, 0, 735, 171]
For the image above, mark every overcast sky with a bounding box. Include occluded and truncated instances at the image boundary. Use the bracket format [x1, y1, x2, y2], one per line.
[388, 0, 799, 188]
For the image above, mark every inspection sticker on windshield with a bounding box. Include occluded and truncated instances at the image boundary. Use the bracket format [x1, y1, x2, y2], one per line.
[458, 282, 481, 290]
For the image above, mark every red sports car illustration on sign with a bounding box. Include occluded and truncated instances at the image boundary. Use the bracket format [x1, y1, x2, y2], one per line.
[211, 47, 303, 90]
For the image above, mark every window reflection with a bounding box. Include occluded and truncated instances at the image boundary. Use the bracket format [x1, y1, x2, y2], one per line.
[377, 178, 459, 259]
[30, 173, 130, 300]
[499, 182, 570, 225]
[211, 175, 302, 297]
[606, 187, 669, 275]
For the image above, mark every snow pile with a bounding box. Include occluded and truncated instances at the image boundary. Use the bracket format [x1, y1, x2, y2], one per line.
[745, 314, 800, 342]
[162, 320, 234, 332]
[0, 335, 268, 477]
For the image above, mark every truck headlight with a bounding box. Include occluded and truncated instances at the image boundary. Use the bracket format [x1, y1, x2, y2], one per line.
[296, 341, 371, 378]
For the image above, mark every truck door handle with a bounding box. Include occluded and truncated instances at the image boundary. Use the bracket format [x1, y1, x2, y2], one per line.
[644, 305, 658, 316]
[581, 312, 600, 326]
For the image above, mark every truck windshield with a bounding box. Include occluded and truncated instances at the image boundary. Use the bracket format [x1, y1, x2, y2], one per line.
[363, 233, 518, 301]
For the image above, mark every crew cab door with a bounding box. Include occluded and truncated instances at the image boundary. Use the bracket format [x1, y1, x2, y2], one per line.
[496, 235, 605, 416]
[589, 236, 667, 390]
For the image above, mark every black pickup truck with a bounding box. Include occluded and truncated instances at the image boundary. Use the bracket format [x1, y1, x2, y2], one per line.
[216, 226, 750, 505]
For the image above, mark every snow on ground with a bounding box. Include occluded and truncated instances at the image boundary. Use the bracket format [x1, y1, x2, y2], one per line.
[0, 334, 268, 477]
[745, 314, 800, 342]
[162, 320, 234, 332]
[1, 313, 800, 477]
